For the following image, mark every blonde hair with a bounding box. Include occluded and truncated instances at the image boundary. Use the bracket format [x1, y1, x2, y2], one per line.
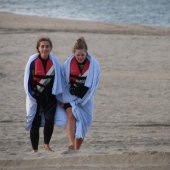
[73, 37, 88, 53]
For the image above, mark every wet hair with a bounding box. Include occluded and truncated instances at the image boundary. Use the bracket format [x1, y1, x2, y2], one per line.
[36, 37, 53, 52]
[73, 37, 88, 53]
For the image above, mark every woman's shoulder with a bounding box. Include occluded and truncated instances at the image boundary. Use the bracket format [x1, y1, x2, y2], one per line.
[49, 53, 62, 65]
[28, 53, 39, 61]
[64, 55, 74, 65]
[88, 53, 100, 65]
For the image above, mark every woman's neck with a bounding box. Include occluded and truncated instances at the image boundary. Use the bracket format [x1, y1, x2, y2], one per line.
[39, 55, 49, 60]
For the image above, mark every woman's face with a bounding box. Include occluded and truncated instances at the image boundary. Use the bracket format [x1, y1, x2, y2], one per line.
[38, 41, 52, 59]
[74, 49, 87, 63]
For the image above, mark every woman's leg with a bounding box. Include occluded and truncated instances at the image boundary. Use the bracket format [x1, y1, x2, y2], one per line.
[75, 138, 83, 150]
[43, 103, 56, 151]
[30, 110, 41, 152]
[65, 107, 76, 148]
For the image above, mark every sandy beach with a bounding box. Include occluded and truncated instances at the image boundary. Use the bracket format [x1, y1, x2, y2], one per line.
[0, 12, 170, 170]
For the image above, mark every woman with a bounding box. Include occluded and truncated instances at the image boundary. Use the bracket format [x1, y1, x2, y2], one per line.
[56, 37, 100, 151]
[24, 37, 62, 153]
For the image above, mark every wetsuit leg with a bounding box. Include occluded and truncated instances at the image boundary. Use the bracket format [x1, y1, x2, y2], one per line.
[43, 97, 56, 145]
[30, 105, 41, 150]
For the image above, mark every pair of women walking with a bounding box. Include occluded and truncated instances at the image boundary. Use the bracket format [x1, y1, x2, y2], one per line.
[24, 37, 100, 153]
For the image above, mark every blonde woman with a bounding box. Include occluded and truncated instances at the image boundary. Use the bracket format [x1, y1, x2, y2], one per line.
[56, 37, 100, 152]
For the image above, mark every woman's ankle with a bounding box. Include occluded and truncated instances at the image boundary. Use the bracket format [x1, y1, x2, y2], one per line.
[32, 149, 38, 153]
[43, 144, 54, 151]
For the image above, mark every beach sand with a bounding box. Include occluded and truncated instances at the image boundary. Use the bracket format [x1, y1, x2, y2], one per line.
[0, 12, 170, 170]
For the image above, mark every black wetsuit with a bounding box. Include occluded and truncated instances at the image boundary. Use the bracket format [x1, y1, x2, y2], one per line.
[29, 56, 56, 150]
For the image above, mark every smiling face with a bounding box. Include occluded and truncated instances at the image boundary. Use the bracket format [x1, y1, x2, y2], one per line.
[38, 41, 52, 59]
[74, 49, 87, 63]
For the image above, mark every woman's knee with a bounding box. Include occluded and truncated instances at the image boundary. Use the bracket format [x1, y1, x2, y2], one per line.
[66, 108, 75, 120]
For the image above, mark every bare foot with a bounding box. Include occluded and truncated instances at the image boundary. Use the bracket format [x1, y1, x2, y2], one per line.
[32, 150, 38, 154]
[68, 145, 75, 150]
[43, 144, 54, 152]
[61, 145, 76, 154]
